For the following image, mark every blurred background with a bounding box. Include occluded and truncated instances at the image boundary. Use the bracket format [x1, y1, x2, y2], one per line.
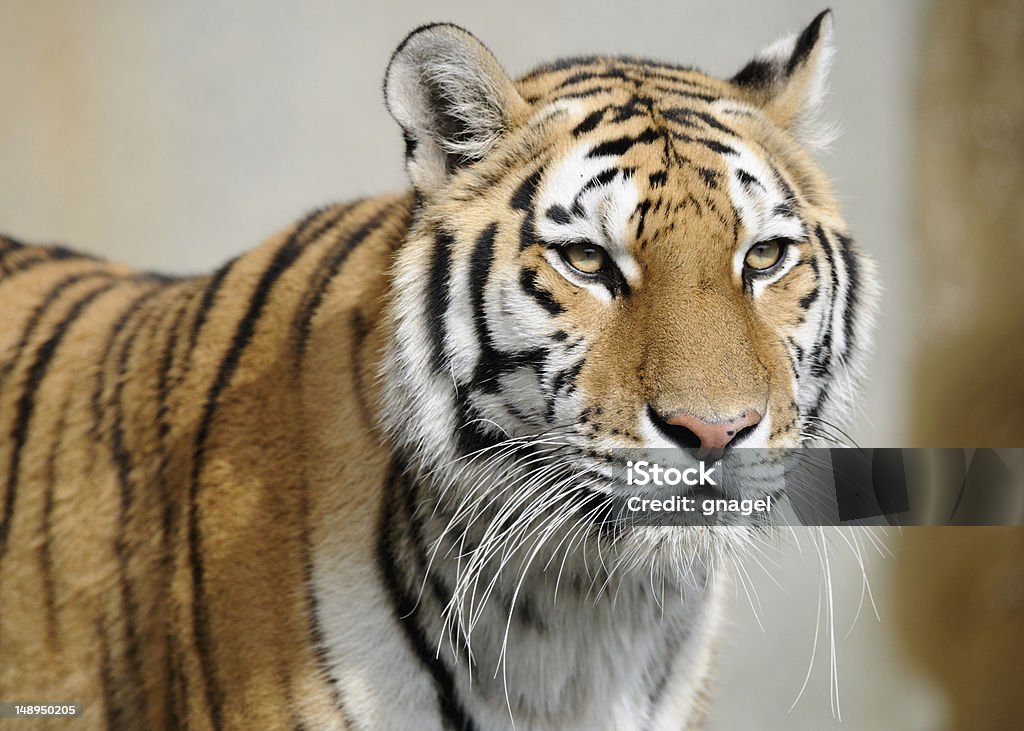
[1, 0, 1021, 728]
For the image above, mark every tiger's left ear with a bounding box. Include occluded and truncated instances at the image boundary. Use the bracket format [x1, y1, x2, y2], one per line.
[730, 10, 836, 149]
[384, 24, 529, 194]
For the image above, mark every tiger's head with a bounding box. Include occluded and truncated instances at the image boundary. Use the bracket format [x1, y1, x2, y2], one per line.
[379, 12, 877, 546]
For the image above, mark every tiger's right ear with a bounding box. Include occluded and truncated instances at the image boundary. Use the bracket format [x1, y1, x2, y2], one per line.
[384, 24, 528, 194]
[730, 10, 837, 149]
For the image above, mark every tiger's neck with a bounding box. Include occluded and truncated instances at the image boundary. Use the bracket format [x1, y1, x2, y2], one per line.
[370, 465, 723, 730]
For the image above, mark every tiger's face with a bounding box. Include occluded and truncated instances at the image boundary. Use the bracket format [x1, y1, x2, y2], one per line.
[381, 15, 876, 531]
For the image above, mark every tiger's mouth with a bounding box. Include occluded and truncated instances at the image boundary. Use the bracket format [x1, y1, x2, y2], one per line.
[506, 437, 775, 497]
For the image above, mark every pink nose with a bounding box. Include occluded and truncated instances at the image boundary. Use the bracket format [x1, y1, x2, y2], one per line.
[659, 409, 763, 459]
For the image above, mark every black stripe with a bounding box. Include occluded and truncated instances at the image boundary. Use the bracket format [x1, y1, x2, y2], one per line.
[154, 290, 191, 676]
[545, 205, 572, 225]
[377, 468, 478, 731]
[661, 107, 736, 136]
[519, 267, 564, 316]
[521, 56, 603, 78]
[455, 224, 504, 454]
[0, 271, 111, 390]
[403, 132, 418, 160]
[293, 203, 399, 358]
[399, 471, 458, 633]
[88, 286, 162, 439]
[809, 329, 833, 379]
[611, 95, 655, 123]
[736, 169, 765, 192]
[836, 233, 861, 358]
[570, 168, 620, 217]
[799, 287, 819, 310]
[788, 337, 806, 364]
[297, 486, 349, 723]
[587, 128, 659, 158]
[694, 138, 736, 156]
[637, 67, 705, 84]
[551, 359, 583, 395]
[571, 107, 607, 137]
[562, 86, 616, 100]
[519, 205, 537, 253]
[815, 224, 841, 311]
[184, 256, 240, 375]
[554, 70, 601, 89]
[18, 250, 95, 279]
[773, 167, 799, 206]
[166, 632, 185, 731]
[555, 67, 631, 90]
[0, 247, 84, 279]
[653, 87, 719, 103]
[696, 167, 721, 187]
[511, 169, 543, 256]
[773, 201, 796, 218]
[0, 281, 115, 564]
[525, 55, 704, 81]
[546, 359, 584, 423]
[156, 290, 191, 449]
[187, 211, 321, 730]
[348, 310, 377, 428]
[661, 111, 701, 131]
[510, 170, 542, 212]
[288, 203, 362, 353]
[635, 199, 652, 239]
[107, 288, 165, 724]
[41, 391, 73, 649]
[97, 619, 127, 731]
[468, 223, 501, 390]
[798, 251, 822, 311]
[684, 193, 703, 215]
[426, 231, 455, 374]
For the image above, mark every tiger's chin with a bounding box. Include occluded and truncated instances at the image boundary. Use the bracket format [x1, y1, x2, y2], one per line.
[610, 524, 765, 583]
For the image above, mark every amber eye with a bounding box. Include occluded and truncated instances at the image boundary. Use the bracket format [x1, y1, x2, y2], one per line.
[744, 239, 787, 272]
[561, 241, 608, 275]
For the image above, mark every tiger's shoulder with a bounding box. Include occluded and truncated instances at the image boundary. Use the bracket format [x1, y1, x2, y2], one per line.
[0, 193, 414, 729]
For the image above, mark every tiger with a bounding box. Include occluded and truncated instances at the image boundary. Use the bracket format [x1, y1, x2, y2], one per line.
[0, 10, 876, 731]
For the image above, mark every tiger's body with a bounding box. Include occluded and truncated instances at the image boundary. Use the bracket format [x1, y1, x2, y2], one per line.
[0, 12, 875, 730]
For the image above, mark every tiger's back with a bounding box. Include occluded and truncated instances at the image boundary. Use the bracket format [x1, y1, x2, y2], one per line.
[0, 195, 411, 728]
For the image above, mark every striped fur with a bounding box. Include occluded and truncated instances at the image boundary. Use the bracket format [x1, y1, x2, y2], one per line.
[0, 11, 875, 730]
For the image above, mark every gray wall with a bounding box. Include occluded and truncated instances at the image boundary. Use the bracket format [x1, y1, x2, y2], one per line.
[0, 1, 938, 728]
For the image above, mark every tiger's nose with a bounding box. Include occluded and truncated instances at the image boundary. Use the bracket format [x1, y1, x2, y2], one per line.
[650, 407, 762, 460]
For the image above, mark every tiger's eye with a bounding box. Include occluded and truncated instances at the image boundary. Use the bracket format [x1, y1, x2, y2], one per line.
[744, 240, 786, 271]
[563, 242, 607, 274]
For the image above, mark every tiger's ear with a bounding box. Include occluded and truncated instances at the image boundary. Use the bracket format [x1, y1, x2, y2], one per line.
[384, 24, 528, 193]
[730, 10, 836, 149]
